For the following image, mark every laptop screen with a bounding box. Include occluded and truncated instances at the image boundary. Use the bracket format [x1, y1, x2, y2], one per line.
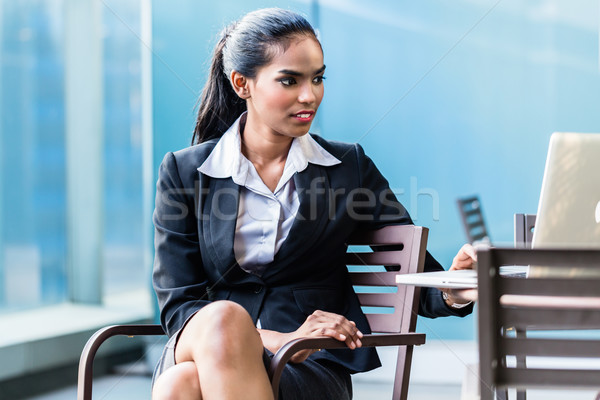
[532, 132, 600, 250]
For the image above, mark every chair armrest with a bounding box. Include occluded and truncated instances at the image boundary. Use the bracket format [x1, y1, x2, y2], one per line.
[268, 332, 425, 400]
[77, 324, 164, 400]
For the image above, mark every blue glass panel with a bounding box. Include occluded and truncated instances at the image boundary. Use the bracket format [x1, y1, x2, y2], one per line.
[0, 0, 150, 311]
[0, 0, 67, 311]
[101, 0, 147, 295]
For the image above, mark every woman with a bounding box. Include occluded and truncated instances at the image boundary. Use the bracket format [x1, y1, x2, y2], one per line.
[152, 8, 475, 400]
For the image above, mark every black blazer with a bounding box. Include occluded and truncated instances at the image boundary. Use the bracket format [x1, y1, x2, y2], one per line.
[152, 135, 473, 374]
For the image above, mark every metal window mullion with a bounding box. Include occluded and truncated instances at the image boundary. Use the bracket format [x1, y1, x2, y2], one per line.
[0, 0, 4, 305]
[140, 0, 154, 290]
[64, 0, 104, 304]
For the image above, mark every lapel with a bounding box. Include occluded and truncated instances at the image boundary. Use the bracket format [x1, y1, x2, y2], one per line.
[261, 163, 331, 279]
[202, 177, 249, 283]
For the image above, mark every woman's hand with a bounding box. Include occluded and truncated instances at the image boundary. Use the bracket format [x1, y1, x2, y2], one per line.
[443, 244, 478, 305]
[258, 310, 363, 363]
[450, 243, 477, 271]
[285, 310, 363, 363]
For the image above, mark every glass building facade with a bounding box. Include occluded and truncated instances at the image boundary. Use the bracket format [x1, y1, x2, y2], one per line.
[0, 0, 149, 312]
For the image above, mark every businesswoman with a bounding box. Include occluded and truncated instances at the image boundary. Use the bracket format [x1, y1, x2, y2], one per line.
[151, 8, 475, 400]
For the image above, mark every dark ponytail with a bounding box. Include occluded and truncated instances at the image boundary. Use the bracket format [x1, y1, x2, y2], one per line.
[191, 25, 246, 144]
[191, 8, 319, 145]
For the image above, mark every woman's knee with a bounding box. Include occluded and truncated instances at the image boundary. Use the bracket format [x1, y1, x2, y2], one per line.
[187, 301, 254, 337]
[152, 362, 201, 400]
[176, 301, 261, 360]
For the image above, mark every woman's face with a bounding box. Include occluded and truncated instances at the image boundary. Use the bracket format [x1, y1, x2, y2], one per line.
[244, 36, 325, 139]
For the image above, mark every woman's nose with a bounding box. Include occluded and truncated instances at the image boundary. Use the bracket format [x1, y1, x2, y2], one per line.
[298, 83, 316, 104]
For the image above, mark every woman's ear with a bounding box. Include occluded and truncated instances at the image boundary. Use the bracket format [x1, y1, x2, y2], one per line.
[230, 71, 250, 99]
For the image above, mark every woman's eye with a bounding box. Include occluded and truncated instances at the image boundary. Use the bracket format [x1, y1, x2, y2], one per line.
[279, 77, 296, 86]
[313, 75, 326, 85]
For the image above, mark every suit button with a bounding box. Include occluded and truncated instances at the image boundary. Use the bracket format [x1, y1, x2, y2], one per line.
[253, 285, 263, 294]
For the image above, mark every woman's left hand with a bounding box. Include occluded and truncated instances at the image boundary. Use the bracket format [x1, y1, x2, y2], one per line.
[450, 243, 477, 271]
[442, 244, 478, 305]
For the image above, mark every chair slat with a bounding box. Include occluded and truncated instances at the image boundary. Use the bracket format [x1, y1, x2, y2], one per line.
[345, 251, 409, 267]
[501, 337, 600, 358]
[500, 294, 600, 309]
[501, 308, 600, 330]
[467, 220, 484, 229]
[500, 277, 600, 297]
[465, 208, 482, 217]
[346, 225, 420, 246]
[493, 248, 600, 268]
[366, 313, 400, 333]
[357, 293, 397, 307]
[497, 368, 600, 389]
[350, 272, 397, 286]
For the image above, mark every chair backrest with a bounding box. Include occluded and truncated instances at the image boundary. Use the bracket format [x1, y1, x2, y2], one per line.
[477, 246, 600, 399]
[514, 213, 536, 248]
[345, 224, 428, 400]
[457, 195, 490, 244]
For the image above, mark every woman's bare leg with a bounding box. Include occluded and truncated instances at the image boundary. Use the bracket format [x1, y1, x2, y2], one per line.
[174, 301, 274, 400]
[152, 361, 201, 400]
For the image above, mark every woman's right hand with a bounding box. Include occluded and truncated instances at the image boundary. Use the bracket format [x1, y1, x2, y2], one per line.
[286, 310, 363, 363]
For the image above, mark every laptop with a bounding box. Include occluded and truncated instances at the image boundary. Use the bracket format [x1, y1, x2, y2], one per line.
[529, 132, 600, 278]
[395, 265, 527, 289]
[397, 132, 600, 288]
[532, 132, 600, 249]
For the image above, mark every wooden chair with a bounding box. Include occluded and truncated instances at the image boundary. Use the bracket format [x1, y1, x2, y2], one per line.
[457, 195, 491, 244]
[477, 246, 600, 399]
[513, 213, 536, 249]
[78, 225, 428, 400]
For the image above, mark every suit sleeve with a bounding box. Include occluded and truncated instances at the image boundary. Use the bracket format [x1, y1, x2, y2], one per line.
[352, 143, 473, 318]
[152, 152, 211, 337]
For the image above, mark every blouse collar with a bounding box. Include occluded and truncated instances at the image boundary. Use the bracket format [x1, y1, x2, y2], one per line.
[198, 112, 341, 187]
